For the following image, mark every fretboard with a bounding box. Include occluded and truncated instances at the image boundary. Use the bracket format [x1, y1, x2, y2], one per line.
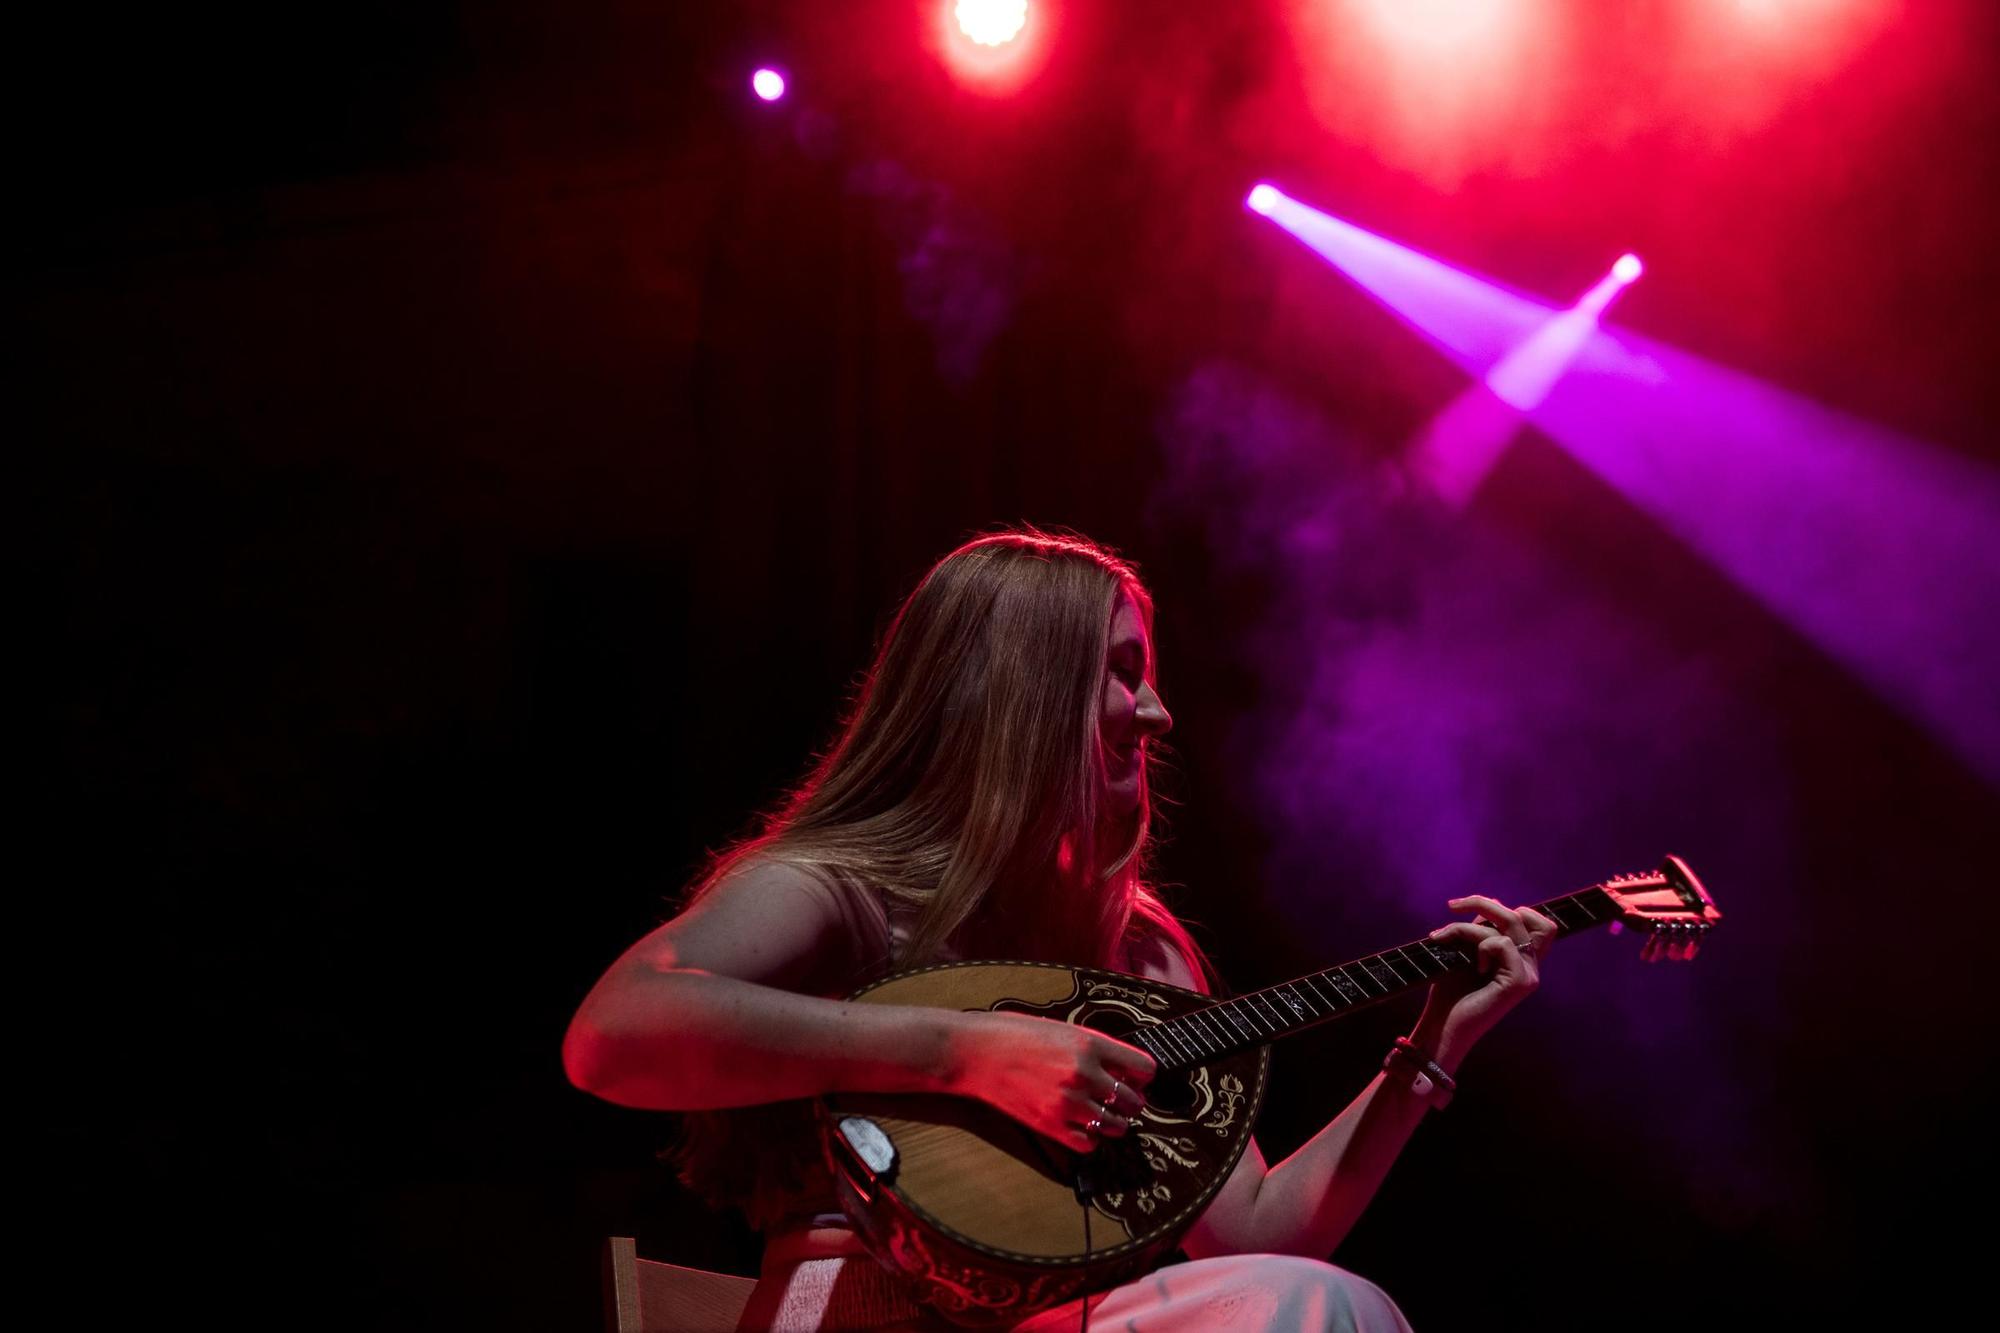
[1129, 886, 1617, 1072]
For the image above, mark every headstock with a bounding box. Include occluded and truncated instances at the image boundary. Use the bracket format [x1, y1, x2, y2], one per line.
[1599, 855, 1722, 962]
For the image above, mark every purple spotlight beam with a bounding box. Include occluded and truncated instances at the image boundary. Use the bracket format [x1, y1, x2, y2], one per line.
[1405, 250, 1640, 509]
[1249, 185, 1560, 375]
[1482, 253, 1642, 416]
[1251, 183, 2000, 787]
[1533, 326, 2000, 789]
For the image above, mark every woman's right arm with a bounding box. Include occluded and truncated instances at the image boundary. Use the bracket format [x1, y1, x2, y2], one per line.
[562, 860, 956, 1109]
[562, 860, 1154, 1151]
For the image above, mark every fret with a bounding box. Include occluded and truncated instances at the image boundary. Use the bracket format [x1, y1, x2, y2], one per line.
[1226, 998, 1269, 1036]
[1152, 1024, 1193, 1066]
[1132, 1028, 1167, 1064]
[1184, 1012, 1216, 1056]
[1226, 1000, 1266, 1040]
[1373, 952, 1414, 987]
[1358, 956, 1402, 992]
[1249, 991, 1290, 1031]
[1153, 1020, 1196, 1063]
[1324, 968, 1368, 1006]
[1570, 891, 1607, 923]
[1206, 1002, 1242, 1042]
[1335, 964, 1378, 1000]
[1159, 1021, 1203, 1064]
[1276, 983, 1319, 1026]
[1187, 1008, 1231, 1053]
[1393, 944, 1436, 979]
[1545, 895, 1593, 933]
[1182, 1015, 1222, 1057]
[1182, 1019, 1217, 1062]
[1302, 972, 1346, 1014]
[1423, 939, 1471, 971]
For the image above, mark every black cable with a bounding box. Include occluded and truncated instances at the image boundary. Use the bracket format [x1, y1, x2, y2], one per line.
[1079, 1193, 1091, 1333]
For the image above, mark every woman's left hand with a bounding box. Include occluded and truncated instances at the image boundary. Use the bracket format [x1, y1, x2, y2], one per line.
[1417, 896, 1559, 1058]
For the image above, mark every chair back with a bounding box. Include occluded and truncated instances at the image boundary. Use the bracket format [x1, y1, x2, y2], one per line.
[603, 1235, 757, 1333]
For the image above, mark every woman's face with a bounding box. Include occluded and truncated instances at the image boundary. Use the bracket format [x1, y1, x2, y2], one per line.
[1100, 590, 1172, 817]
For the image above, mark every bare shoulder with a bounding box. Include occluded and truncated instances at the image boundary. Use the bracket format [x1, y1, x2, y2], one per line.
[1120, 922, 1209, 994]
[697, 855, 846, 912]
[626, 856, 879, 993]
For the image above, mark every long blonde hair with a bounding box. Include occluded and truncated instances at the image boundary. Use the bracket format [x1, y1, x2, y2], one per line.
[686, 525, 1205, 978]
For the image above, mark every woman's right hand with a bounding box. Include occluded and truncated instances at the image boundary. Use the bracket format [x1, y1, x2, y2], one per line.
[943, 1010, 1156, 1153]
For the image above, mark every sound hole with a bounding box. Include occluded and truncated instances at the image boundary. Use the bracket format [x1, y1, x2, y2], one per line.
[1143, 1069, 1199, 1116]
[1079, 1010, 1129, 1036]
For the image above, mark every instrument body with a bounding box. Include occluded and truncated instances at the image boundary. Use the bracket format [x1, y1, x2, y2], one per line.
[817, 855, 1721, 1325]
[820, 960, 1269, 1325]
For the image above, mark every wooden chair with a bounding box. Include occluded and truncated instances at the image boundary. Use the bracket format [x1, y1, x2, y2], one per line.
[603, 1236, 757, 1333]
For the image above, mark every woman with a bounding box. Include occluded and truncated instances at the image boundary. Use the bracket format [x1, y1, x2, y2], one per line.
[564, 528, 1555, 1330]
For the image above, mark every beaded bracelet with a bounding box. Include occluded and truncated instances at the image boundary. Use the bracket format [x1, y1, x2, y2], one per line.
[1384, 1036, 1457, 1109]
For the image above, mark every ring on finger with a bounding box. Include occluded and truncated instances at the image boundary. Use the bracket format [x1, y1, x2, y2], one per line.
[1103, 1080, 1124, 1112]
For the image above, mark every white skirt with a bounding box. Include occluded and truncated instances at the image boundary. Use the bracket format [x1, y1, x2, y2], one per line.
[738, 1223, 1415, 1332]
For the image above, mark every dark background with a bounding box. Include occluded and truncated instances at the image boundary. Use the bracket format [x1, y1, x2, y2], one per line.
[31, 2, 1997, 1327]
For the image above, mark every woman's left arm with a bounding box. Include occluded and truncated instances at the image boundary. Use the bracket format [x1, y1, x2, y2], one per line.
[1172, 895, 1558, 1259]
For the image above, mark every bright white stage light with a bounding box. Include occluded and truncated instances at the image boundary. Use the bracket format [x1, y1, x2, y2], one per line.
[956, 0, 1028, 47]
[1356, 0, 1515, 51]
[1613, 253, 1644, 283]
[1246, 183, 1282, 215]
[751, 68, 786, 102]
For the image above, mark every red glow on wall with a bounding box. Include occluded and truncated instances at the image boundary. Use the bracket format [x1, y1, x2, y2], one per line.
[1352, 0, 1521, 52]
[1279, 0, 1901, 187]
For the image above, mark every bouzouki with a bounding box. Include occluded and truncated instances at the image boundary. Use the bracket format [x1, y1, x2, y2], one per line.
[818, 855, 1721, 1325]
